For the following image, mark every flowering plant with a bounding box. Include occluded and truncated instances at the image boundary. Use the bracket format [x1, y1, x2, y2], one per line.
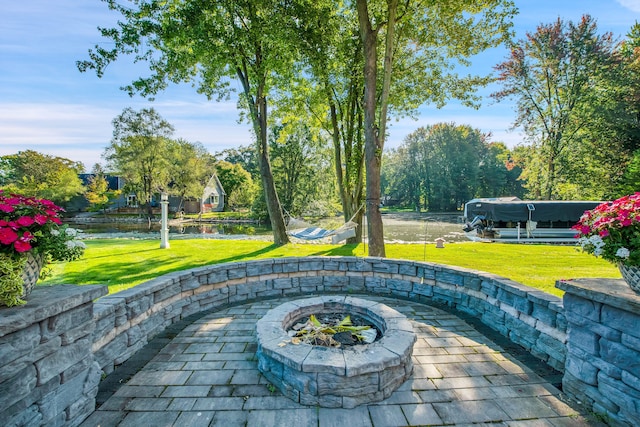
[0, 191, 85, 306]
[573, 193, 640, 266]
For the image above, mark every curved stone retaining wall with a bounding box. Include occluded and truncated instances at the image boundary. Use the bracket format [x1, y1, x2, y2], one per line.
[91, 257, 567, 376]
[1, 256, 570, 427]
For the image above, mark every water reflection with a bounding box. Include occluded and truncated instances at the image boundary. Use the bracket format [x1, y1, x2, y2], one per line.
[70, 221, 269, 237]
[69, 213, 467, 243]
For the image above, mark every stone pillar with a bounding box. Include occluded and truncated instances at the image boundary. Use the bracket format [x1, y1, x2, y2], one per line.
[0, 285, 107, 427]
[557, 278, 640, 427]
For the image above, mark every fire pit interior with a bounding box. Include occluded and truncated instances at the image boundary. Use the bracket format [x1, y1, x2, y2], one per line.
[255, 295, 416, 408]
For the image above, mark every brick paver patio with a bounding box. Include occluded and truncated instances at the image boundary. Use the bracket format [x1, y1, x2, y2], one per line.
[81, 295, 603, 427]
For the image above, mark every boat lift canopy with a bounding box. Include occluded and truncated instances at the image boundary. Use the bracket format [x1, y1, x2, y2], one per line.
[463, 199, 603, 223]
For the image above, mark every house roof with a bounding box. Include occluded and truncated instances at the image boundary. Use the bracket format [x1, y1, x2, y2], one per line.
[78, 173, 123, 191]
[201, 174, 226, 202]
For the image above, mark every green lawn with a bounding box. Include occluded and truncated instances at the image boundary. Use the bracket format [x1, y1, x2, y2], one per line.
[40, 239, 620, 296]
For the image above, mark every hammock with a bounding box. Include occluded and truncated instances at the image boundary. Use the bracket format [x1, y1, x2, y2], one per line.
[286, 205, 363, 243]
[288, 221, 358, 243]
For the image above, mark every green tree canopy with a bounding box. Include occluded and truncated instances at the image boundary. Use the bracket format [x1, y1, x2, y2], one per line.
[493, 15, 617, 200]
[269, 122, 334, 217]
[214, 160, 256, 211]
[354, 0, 516, 255]
[382, 124, 514, 211]
[78, 0, 307, 245]
[85, 163, 122, 215]
[0, 150, 84, 204]
[170, 140, 216, 210]
[106, 108, 175, 217]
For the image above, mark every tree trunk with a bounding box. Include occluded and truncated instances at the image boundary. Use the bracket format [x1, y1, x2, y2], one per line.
[257, 98, 289, 246]
[236, 63, 289, 246]
[545, 155, 556, 200]
[328, 87, 364, 245]
[356, 0, 386, 257]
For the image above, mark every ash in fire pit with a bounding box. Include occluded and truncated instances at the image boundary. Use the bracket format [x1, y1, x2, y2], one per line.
[255, 296, 416, 408]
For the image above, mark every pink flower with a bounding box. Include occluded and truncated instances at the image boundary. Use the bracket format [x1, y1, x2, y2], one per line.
[599, 229, 610, 237]
[0, 227, 19, 245]
[0, 204, 14, 213]
[16, 216, 35, 227]
[5, 197, 22, 206]
[13, 239, 32, 252]
[33, 214, 48, 225]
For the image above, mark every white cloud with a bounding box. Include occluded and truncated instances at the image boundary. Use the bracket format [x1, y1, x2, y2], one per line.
[616, 0, 640, 12]
[0, 101, 252, 171]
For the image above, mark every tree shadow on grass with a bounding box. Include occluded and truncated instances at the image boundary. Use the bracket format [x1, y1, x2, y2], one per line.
[307, 244, 363, 257]
[45, 244, 283, 290]
[210, 243, 281, 264]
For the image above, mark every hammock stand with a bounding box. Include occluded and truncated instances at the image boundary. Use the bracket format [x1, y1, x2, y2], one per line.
[287, 206, 363, 244]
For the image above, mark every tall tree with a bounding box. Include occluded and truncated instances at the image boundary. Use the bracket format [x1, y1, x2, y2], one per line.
[477, 142, 525, 199]
[215, 160, 256, 210]
[578, 22, 640, 199]
[355, 0, 516, 256]
[269, 122, 334, 218]
[85, 163, 122, 215]
[78, 0, 295, 245]
[0, 150, 84, 204]
[215, 146, 259, 181]
[170, 140, 214, 211]
[106, 108, 175, 218]
[493, 15, 616, 200]
[283, 4, 366, 242]
[381, 124, 517, 211]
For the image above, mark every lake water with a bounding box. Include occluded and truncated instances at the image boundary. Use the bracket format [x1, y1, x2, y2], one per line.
[69, 212, 468, 243]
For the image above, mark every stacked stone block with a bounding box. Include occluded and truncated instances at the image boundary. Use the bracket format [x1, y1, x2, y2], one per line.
[255, 296, 416, 408]
[558, 278, 640, 427]
[90, 257, 567, 377]
[1, 256, 576, 426]
[0, 285, 106, 427]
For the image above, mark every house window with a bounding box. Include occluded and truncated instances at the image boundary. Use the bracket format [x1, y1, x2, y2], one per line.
[126, 194, 138, 207]
[213, 195, 219, 205]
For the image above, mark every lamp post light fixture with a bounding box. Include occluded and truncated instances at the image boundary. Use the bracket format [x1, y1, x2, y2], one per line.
[160, 192, 170, 249]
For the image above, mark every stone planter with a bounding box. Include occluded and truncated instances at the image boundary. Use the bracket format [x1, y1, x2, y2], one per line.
[618, 263, 640, 293]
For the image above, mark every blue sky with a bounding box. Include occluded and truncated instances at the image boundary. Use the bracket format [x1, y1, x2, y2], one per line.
[1, 1, 639, 171]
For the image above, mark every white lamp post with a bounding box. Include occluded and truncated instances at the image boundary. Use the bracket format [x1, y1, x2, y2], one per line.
[160, 192, 170, 249]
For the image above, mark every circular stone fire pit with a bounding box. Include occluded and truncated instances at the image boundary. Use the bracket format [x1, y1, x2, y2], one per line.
[255, 296, 416, 408]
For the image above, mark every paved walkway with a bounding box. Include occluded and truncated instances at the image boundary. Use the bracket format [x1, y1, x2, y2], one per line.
[81, 296, 604, 427]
